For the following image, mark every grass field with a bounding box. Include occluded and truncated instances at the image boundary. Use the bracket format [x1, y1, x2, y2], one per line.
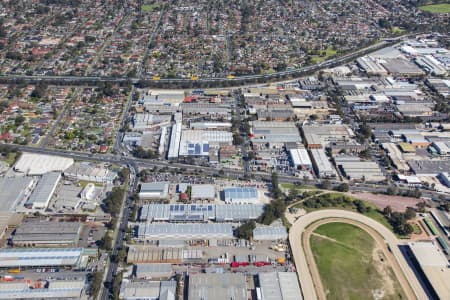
[419, 3, 450, 13]
[311, 46, 338, 64]
[391, 26, 406, 34]
[0, 152, 18, 166]
[141, 4, 160, 12]
[294, 192, 410, 238]
[311, 223, 406, 300]
[280, 183, 317, 190]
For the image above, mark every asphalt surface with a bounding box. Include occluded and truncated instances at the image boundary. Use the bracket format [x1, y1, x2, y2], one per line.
[288, 210, 428, 300]
[6, 144, 449, 202]
[0, 33, 416, 88]
[99, 165, 137, 300]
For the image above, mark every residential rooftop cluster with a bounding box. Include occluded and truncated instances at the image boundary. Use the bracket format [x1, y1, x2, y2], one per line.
[0, 0, 443, 78]
[143, 0, 436, 78]
[48, 85, 128, 152]
[0, 84, 71, 146]
[0, 0, 161, 77]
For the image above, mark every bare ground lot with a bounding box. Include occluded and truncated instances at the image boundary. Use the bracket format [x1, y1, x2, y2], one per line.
[349, 192, 421, 211]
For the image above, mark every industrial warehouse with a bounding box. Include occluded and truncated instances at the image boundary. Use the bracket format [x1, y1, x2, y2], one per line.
[136, 223, 234, 241]
[0, 248, 86, 268]
[139, 203, 265, 222]
[11, 221, 82, 247]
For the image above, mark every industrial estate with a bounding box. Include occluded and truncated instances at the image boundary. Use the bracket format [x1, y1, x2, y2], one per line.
[0, 1, 449, 300]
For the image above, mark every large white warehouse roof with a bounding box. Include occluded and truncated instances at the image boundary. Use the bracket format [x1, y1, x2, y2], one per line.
[14, 153, 73, 175]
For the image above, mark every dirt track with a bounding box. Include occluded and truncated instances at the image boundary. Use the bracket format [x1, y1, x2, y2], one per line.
[288, 210, 428, 300]
[302, 218, 416, 300]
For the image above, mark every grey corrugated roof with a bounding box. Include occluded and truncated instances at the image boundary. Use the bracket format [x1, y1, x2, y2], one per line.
[25, 172, 61, 206]
[140, 204, 264, 222]
[0, 177, 34, 211]
[137, 223, 233, 240]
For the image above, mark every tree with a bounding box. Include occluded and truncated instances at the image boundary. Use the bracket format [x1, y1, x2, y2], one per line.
[334, 183, 349, 192]
[100, 234, 112, 251]
[404, 207, 416, 220]
[88, 271, 104, 298]
[416, 201, 427, 213]
[236, 221, 255, 240]
[116, 248, 127, 263]
[271, 172, 281, 198]
[383, 206, 393, 218]
[14, 115, 25, 127]
[318, 180, 331, 190]
[112, 271, 123, 299]
[359, 148, 371, 160]
[386, 186, 398, 195]
[118, 168, 130, 183]
[354, 199, 367, 213]
[30, 83, 47, 98]
[258, 199, 286, 225]
[439, 201, 450, 212]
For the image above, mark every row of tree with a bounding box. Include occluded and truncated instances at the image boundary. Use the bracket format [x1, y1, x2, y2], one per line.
[382, 206, 416, 235]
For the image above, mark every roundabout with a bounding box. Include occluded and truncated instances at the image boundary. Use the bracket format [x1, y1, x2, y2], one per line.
[288, 209, 428, 300]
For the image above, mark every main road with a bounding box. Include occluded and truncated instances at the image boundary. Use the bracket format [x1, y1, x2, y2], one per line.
[288, 210, 428, 300]
[0, 33, 416, 88]
[5, 144, 449, 201]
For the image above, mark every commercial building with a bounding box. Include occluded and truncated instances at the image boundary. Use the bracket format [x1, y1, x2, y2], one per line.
[168, 120, 182, 160]
[432, 141, 450, 156]
[415, 55, 447, 76]
[0, 279, 84, 299]
[258, 272, 303, 300]
[223, 187, 259, 204]
[127, 246, 203, 264]
[191, 184, 215, 201]
[25, 172, 61, 210]
[119, 280, 176, 300]
[250, 121, 301, 147]
[131, 113, 172, 131]
[380, 58, 425, 76]
[143, 90, 185, 105]
[189, 122, 232, 130]
[63, 162, 117, 184]
[140, 204, 264, 222]
[0, 248, 84, 268]
[426, 78, 450, 98]
[334, 156, 385, 182]
[381, 143, 410, 171]
[215, 204, 264, 222]
[139, 182, 170, 199]
[135, 263, 173, 279]
[253, 226, 288, 241]
[408, 160, 450, 176]
[309, 148, 336, 178]
[408, 241, 450, 300]
[178, 130, 233, 157]
[53, 184, 84, 211]
[302, 125, 355, 149]
[188, 273, 247, 300]
[289, 148, 312, 170]
[438, 172, 450, 188]
[12, 221, 82, 247]
[14, 153, 73, 175]
[0, 177, 35, 212]
[356, 56, 388, 76]
[181, 103, 231, 118]
[136, 223, 233, 241]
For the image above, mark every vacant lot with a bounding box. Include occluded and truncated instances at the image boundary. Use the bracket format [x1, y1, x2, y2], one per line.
[349, 192, 421, 211]
[419, 3, 450, 13]
[310, 223, 406, 300]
